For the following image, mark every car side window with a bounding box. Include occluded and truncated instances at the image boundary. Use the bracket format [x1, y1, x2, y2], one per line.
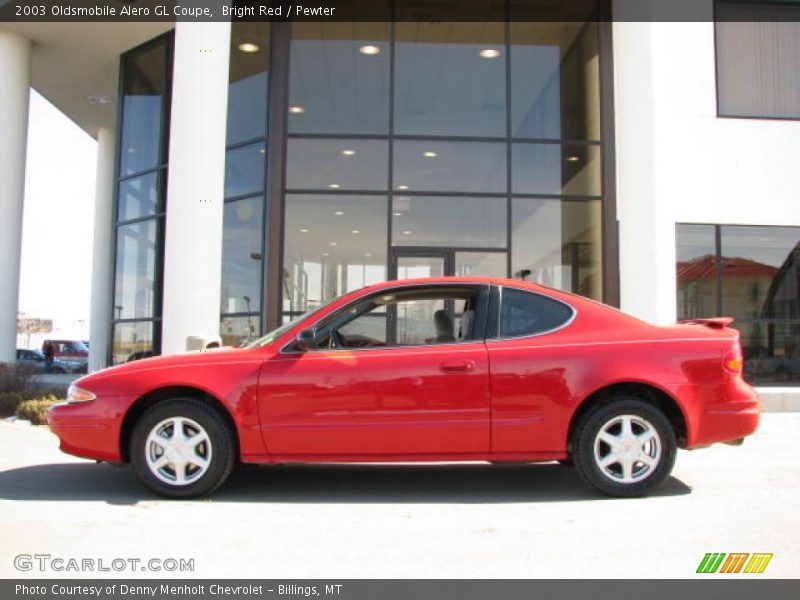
[499, 288, 574, 338]
[305, 286, 485, 350]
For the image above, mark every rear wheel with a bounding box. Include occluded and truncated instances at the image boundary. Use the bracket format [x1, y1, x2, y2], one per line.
[573, 397, 676, 497]
[130, 398, 235, 498]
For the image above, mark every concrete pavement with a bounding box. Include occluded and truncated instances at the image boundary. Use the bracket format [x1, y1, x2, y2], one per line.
[0, 415, 797, 578]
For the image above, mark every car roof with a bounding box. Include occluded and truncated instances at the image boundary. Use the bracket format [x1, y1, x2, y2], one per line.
[358, 276, 564, 297]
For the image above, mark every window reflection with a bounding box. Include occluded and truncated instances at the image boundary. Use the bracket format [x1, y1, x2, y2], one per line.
[221, 315, 260, 347]
[117, 173, 159, 222]
[512, 143, 601, 196]
[721, 226, 799, 319]
[510, 22, 601, 140]
[224, 141, 266, 198]
[228, 22, 270, 146]
[114, 219, 157, 320]
[221, 197, 263, 314]
[288, 22, 390, 134]
[119, 41, 167, 177]
[392, 195, 507, 248]
[512, 198, 602, 300]
[394, 140, 506, 193]
[112, 322, 154, 365]
[394, 20, 506, 137]
[456, 252, 508, 277]
[676, 224, 800, 385]
[676, 224, 717, 320]
[285, 139, 388, 191]
[283, 194, 388, 313]
[738, 320, 800, 384]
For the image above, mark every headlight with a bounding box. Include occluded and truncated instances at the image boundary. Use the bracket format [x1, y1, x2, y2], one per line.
[66, 384, 96, 403]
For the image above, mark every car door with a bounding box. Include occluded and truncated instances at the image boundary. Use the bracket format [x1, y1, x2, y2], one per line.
[257, 284, 491, 456]
[486, 285, 578, 454]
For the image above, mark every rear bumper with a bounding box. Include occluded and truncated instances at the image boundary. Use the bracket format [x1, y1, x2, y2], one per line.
[48, 397, 132, 462]
[685, 376, 760, 448]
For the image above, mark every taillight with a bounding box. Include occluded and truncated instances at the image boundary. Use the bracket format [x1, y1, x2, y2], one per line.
[724, 342, 743, 374]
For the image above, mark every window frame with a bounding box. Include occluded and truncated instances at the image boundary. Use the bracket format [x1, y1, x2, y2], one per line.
[108, 31, 173, 366]
[280, 283, 491, 354]
[487, 284, 577, 341]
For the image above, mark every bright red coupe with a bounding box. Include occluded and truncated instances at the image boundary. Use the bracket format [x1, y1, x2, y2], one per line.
[50, 277, 760, 498]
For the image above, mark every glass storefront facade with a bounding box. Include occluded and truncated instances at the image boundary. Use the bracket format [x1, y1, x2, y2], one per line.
[111, 33, 173, 364]
[677, 224, 800, 384]
[221, 3, 612, 341]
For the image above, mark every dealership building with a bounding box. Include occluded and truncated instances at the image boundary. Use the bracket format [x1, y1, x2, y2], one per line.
[0, 0, 798, 393]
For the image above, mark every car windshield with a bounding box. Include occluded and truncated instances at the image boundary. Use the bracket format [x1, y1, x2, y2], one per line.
[245, 306, 325, 348]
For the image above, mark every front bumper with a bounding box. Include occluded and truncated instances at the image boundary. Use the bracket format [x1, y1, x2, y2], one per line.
[48, 396, 134, 462]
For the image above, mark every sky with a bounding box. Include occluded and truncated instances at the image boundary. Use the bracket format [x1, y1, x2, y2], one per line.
[18, 89, 96, 342]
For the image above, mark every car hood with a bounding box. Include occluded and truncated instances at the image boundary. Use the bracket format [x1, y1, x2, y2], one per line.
[74, 345, 269, 389]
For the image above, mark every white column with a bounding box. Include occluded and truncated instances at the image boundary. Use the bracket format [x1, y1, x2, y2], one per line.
[612, 17, 676, 324]
[161, 22, 231, 354]
[0, 31, 31, 363]
[88, 127, 116, 371]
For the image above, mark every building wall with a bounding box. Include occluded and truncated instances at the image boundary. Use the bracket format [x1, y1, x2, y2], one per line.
[613, 15, 800, 324]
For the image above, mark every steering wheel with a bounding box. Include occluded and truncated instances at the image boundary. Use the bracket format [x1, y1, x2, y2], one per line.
[327, 328, 346, 349]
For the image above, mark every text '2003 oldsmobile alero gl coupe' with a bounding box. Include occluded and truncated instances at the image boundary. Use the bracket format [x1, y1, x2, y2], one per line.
[50, 277, 760, 498]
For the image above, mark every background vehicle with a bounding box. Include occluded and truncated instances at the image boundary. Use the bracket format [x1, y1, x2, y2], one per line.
[49, 277, 760, 499]
[42, 339, 88, 373]
[16, 348, 79, 374]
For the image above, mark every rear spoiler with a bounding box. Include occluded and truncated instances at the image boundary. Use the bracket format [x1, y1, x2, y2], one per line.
[678, 317, 735, 329]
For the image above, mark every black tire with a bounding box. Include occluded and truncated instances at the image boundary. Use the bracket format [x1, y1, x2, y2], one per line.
[573, 397, 676, 497]
[130, 398, 235, 498]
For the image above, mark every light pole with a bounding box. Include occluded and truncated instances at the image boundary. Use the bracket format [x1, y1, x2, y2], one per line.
[243, 296, 254, 338]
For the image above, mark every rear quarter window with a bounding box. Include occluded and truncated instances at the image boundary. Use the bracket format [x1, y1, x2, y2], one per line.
[499, 288, 574, 337]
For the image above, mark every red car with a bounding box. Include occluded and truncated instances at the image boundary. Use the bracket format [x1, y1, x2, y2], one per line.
[49, 277, 760, 498]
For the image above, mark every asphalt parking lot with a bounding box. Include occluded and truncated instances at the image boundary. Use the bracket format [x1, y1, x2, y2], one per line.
[0, 415, 797, 579]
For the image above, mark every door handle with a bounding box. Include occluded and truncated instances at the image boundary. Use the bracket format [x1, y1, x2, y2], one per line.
[440, 359, 475, 373]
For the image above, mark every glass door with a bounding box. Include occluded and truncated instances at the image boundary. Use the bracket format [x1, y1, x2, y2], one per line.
[394, 250, 450, 280]
[392, 248, 507, 280]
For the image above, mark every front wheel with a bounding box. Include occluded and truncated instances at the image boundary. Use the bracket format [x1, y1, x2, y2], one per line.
[573, 397, 676, 497]
[130, 398, 235, 498]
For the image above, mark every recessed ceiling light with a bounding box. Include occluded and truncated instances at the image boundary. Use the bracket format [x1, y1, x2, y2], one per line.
[289, 105, 305, 114]
[479, 48, 501, 59]
[299, 228, 309, 233]
[397, 185, 409, 190]
[328, 183, 340, 189]
[86, 95, 111, 106]
[364, 252, 372, 257]
[322, 252, 330, 257]
[334, 211, 344, 216]
[330, 241, 338, 247]
[351, 230, 360, 234]
[423, 151, 437, 158]
[566, 155, 580, 162]
[359, 45, 381, 55]
[238, 42, 260, 53]
[393, 211, 403, 217]
[341, 149, 356, 156]
[402, 230, 412, 235]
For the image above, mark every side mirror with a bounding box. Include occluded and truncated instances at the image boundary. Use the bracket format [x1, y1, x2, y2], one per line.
[294, 328, 317, 352]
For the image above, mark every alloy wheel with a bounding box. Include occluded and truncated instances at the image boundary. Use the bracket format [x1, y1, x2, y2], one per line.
[145, 417, 213, 486]
[593, 414, 662, 484]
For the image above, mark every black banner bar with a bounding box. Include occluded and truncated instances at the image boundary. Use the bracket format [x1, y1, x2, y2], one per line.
[3, 580, 800, 600]
[2, 0, 800, 23]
